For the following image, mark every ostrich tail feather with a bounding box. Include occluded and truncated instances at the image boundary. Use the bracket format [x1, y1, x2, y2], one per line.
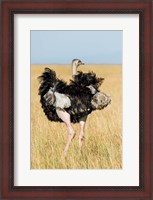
[38, 68, 68, 96]
[38, 68, 57, 96]
[38, 68, 69, 123]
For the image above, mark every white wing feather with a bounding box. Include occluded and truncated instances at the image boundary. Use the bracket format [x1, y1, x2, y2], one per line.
[43, 88, 71, 109]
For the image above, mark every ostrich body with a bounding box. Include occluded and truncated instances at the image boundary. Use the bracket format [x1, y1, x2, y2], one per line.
[38, 59, 111, 156]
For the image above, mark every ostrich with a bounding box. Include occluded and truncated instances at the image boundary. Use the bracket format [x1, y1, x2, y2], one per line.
[38, 59, 111, 157]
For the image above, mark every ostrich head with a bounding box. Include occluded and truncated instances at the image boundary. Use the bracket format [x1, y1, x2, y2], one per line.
[91, 92, 111, 110]
[72, 59, 84, 77]
[72, 59, 84, 68]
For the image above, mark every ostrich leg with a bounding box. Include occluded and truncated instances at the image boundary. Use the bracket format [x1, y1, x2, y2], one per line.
[79, 115, 87, 150]
[56, 109, 75, 157]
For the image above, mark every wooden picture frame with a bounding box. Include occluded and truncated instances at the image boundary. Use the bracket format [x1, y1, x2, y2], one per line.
[1, 0, 152, 199]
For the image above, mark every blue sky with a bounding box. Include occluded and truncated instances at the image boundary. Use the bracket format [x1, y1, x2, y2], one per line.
[31, 31, 122, 64]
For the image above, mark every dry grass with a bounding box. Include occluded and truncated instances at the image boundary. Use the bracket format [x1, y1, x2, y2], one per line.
[31, 64, 122, 169]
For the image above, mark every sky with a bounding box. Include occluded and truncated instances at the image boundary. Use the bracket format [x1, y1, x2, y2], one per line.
[31, 31, 122, 64]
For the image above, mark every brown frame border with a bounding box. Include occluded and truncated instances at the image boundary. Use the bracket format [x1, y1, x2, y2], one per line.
[1, 0, 152, 199]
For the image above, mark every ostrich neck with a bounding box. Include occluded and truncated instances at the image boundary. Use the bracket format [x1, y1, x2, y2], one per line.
[72, 65, 77, 77]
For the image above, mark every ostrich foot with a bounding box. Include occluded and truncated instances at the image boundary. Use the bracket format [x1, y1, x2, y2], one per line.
[63, 132, 75, 157]
[79, 136, 85, 151]
[60, 153, 66, 161]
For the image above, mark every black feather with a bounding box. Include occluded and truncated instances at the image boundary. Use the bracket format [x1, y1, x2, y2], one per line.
[72, 71, 104, 89]
[38, 68, 104, 123]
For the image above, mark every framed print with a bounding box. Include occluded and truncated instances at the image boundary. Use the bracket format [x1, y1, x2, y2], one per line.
[1, 0, 152, 199]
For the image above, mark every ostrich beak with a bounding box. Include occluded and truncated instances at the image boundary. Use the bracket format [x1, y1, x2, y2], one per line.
[78, 61, 84, 65]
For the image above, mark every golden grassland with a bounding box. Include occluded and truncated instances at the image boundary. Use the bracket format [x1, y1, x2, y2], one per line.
[31, 64, 122, 169]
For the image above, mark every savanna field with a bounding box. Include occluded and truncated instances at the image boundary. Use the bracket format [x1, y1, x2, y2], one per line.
[31, 65, 122, 169]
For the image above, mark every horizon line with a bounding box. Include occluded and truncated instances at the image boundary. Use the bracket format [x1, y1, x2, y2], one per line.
[31, 63, 122, 65]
